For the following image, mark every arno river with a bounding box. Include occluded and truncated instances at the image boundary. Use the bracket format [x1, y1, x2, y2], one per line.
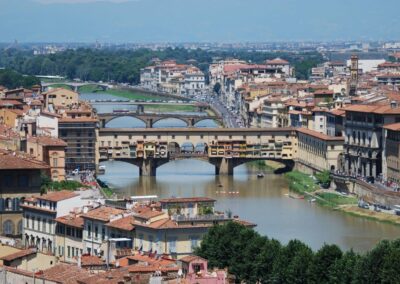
[83, 93, 400, 253]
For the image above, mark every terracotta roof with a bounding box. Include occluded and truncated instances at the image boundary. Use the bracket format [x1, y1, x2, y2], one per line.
[81, 206, 126, 222]
[314, 90, 334, 95]
[0, 249, 36, 262]
[38, 190, 78, 202]
[0, 99, 23, 106]
[384, 122, 400, 131]
[133, 208, 165, 220]
[128, 264, 179, 273]
[28, 136, 67, 147]
[80, 255, 105, 267]
[329, 109, 346, 116]
[344, 104, 400, 114]
[41, 111, 61, 118]
[159, 197, 216, 204]
[179, 255, 207, 263]
[55, 214, 84, 228]
[297, 127, 344, 141]
[36, 263, 91, 284]
[106, 215, 135, 231]
[0, 150, 48, 170]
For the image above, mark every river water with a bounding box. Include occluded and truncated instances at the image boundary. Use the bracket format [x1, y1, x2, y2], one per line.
[82, 92, 400, 253]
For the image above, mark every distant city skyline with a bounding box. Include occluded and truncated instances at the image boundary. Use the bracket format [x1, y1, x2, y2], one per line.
[1, 0, 400, 43]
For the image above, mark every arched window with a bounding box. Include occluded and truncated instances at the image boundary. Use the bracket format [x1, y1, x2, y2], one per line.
[17, 220, 23, 235]
[5, 198, 12, 211]
[3, 220, 15, 235]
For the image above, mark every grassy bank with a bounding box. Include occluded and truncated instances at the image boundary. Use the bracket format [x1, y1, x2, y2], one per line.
[285, 170, 318, 194]
[145, 104, 197, 113]
[284, 170, 400, 225]
[92, 89, 169, 101]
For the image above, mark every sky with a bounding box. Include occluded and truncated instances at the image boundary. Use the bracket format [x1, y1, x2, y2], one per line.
[0, 0, 400, 43]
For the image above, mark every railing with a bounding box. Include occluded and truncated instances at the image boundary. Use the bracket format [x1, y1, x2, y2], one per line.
[173, 214, 229, 222]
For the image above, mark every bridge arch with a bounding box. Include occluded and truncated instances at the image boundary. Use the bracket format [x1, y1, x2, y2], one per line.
[152, 117, 189, 128]
[193, 118, 221, 128]
[104, 116, 147, 128]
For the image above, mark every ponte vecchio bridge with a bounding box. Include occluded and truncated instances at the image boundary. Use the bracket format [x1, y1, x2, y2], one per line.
[97, 127, 298, 176]
[98, 112, 223, 128]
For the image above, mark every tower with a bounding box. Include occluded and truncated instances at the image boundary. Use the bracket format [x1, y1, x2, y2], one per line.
[349, 55, 358, 96]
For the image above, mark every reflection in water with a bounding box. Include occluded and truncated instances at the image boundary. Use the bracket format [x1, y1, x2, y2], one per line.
[98, 159, 400, 253]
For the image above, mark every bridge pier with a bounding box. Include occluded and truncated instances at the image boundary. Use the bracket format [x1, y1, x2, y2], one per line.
[139, 159, 157, 176]
[215, 158, 234, 175]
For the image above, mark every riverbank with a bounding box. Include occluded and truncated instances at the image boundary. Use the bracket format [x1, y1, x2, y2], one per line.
[284, 170, 400, 225]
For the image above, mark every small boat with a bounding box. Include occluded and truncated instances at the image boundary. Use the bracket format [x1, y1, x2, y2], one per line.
[257, 173, 265, 178]
[309, 198, 316, 203]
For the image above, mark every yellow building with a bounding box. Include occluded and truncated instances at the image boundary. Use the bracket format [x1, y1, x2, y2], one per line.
[27, 136, 67, 181]
[0, 150, 48, 237]
[383, 123, 400, 183]
[43, 88, 79, 108]
[296, 127, 344, 173]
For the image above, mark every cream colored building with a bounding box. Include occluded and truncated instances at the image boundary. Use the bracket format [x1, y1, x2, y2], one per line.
[27, 136, 67, 181]
[296, 127, 344, 172]
[383, 123, 400, 183]
[43, 88, 79, 108]
[55, 213, 84, 263]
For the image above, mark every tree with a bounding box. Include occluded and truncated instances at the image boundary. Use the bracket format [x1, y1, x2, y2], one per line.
[315, 170, 332, 188]
[213, 82, 221, 94]
[307, 244, 343, 283]
[329, 250, 360, 283]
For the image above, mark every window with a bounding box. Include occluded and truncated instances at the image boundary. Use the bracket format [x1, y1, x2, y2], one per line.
[95, 226, 98, 238]
[18, 175, 29, 187]
[3, 175, 12, 187]
[67, 246, 71, 258]
[53, 158, 58, 167]
[87, 224, 91, 237]
[3, 220, 14, 235]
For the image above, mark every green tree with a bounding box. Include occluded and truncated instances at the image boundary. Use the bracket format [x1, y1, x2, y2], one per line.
[213, 82, 221, 94]
[328, 250, 360, 283]
[315, 170, 332, 188]
[308, 244, 343, 283]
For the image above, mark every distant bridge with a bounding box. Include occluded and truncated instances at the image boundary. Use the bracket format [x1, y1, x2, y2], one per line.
[97, 127, 297, 176]
[98, 112, 223, 128]
[41, 81, 112, 92]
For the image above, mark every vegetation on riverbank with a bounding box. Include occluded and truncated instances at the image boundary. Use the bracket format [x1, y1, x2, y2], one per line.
[84, 87, 167, 101]
[0, 69, 40, 89]
[196, 222, 400, 283]
[284, 170, 400, 225]
[41, 175, 88, 193]
[0, 48, 323, 84]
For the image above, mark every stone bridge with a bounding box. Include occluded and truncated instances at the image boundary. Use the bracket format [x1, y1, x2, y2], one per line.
[41, 82, 112, 92]
[98, 112, 223, 128]
[97, 127, 298, 176]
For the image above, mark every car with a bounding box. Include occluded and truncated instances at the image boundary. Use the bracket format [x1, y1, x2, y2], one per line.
[72, 169, 80, 175]
[366, 176, 375, 183]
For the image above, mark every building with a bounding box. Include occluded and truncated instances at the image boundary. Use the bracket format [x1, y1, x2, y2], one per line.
[0, 150, 48, 237]
[21, 190, 87, 254]
[27, 136, 67, 181]
[383, 123, 400, 184]
[343, 103, 400, 178]
[184, 67, 206, 96]
[296, 128, 344, 173]
[58, 104, 98, 171]
[260, 97, 287, 128]
[180, 255, 227, 284]
[43, 88, 79, 108]
[55, 213, 84, 263]
[81, 205, 128, 256]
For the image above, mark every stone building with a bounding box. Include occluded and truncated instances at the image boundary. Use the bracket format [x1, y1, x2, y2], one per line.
[0, 150, 48, 237]
[383, 122, 400, 183]
[343, 103, 400, 178]
[296, 127, 344, 173]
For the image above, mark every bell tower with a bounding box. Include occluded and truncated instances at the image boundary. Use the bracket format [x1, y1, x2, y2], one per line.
[349, 54, 358, 96]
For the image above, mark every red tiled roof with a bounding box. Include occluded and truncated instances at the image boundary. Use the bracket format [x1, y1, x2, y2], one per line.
[179, 255, 207, 263]
[266, 58, 289, 65]
[0, 249, 36, 262]
[159, 197, 216, 204]
[106, 215, 135, 231]
[38, 190, 78, 202]
[0, 99, 23, 106]
[344, 104, 400, 114]
[28, 136, 67, 147]
[0, 150, 48, 170]
[55, 214, 84, 228]
[383, 122, 400, 131]
[81, 206, 126, 222]
[80, 255, 105, 267]
[297, 127, 344, 141]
